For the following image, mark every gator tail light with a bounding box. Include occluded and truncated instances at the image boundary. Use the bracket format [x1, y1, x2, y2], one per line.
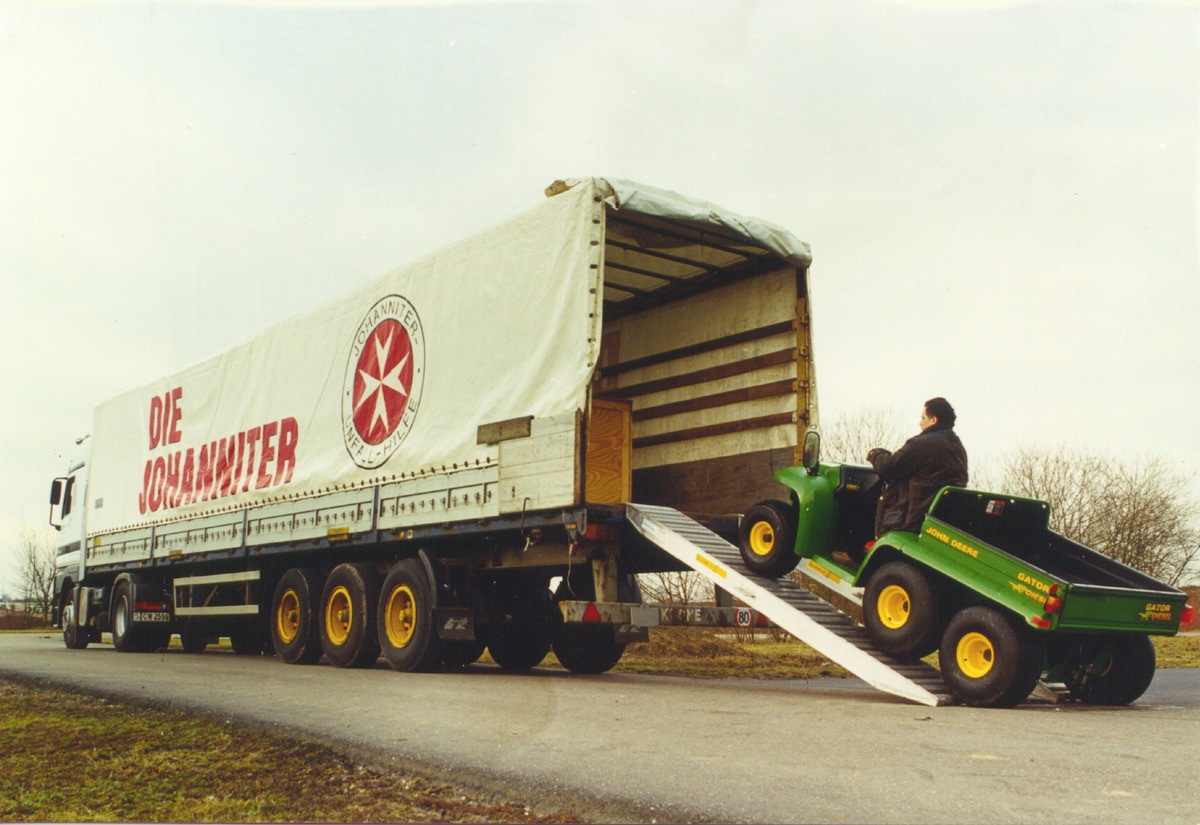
[1182, 603, 1195, 626]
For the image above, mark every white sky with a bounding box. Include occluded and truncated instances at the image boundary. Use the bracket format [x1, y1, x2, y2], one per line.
[2, 0, 1198, 593]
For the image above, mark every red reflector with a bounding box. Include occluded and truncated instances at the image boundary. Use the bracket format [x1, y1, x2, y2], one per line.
[134, 600, 164, 612]
[582, 603, 602, 622]
[1030, 615, 1052, 629]
[1044, 596, 1064, 615]
[583, 523, 618, 541]
[1182, 603, 1195, 625]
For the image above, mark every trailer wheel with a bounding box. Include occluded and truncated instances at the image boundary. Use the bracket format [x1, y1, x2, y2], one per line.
[320, 563, 382, 668]
[180, 626, 209, 653]
[377, 559, 441, 672]
[863, 561, 943, 660]
[487, 626, 552, 671]
[1064, 635, 1156, 706]
[440, 639, 486, 669]
[554, 625, 625, 674]
[939, 606, 1044, 708]
[738, 500, 801, 578]
[230, 625, 270, 655]
[62, 589, 89, 650]
[271, 568, 323, 665]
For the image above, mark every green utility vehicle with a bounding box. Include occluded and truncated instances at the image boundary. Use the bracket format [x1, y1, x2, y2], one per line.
[738, 434, 1194, 708]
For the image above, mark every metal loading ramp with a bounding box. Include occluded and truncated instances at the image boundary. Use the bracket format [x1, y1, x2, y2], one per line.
[626, 503, 951, 707]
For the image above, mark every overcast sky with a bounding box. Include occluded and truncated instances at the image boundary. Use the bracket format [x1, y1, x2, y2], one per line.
[2, 0, 1197, 593]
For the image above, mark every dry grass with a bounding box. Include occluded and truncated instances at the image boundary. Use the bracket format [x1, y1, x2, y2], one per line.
[0, 679, 581, 823]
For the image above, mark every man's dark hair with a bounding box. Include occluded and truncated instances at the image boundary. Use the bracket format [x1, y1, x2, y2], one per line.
[925, 397, 956, 427]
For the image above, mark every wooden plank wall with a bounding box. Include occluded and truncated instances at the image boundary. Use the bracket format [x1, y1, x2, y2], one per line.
[595, 266, 815, 515]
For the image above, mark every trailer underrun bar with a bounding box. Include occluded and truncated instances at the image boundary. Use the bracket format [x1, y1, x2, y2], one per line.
[625, 503, 952, 707]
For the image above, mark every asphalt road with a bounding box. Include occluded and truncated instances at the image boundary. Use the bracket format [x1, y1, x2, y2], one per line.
[1, 632, 1197, 825]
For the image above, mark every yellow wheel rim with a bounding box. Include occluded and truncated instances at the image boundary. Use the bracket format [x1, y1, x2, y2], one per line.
[276, 589, 300, 645]
[325, 585, 352, 646]
[384, 584, 417, 649]
[749, 521, 775, 557]
[956, 631, 995, 679]
[877, 585, 911, 630]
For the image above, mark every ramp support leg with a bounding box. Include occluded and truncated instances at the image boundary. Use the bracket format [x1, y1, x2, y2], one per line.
[591, 551, 620, 603]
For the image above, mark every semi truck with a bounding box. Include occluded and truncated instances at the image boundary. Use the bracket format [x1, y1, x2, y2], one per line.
[51, 176, 823, 678]
[50, 176, 1189, 708]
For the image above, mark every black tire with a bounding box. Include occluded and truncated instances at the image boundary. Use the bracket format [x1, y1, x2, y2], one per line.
[110, 581, 140, 653]
[554, 624, 625, 674]
[271, 568, 323, 665]
[230, 624, 271, 655]
[62, 589, 89, 650]
[487, 624, 552, 671]
[738, 500, 800, 578]
[144, 626, 172, 653]
[377, 559, 441, 672]
[939, 606, 1044, 708]
[439, 639, 486, 669]
[483, 577, 556, 671]
[1064, 635, 1156, 706]
[320, 563, 382, 668]
[179, 626, 209, 653]
[863, 561, 944, 660]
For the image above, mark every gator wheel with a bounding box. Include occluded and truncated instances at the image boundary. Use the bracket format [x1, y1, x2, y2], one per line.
[377, 559, 441, 673]
[1064, 635, 1156, 706]
[863, 561, 943, 660]
[320, 563, 382, 668]
[939, 606, 1044, 708]
[271, 568, 323, 665]
[737, 500, 800, 578]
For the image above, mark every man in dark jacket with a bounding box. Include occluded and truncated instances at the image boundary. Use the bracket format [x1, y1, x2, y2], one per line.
[866, 397, 968, 536]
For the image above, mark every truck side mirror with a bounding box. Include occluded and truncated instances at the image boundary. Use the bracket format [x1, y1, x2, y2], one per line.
[802, 431, 821, 476]
[48, 476, 71, 530]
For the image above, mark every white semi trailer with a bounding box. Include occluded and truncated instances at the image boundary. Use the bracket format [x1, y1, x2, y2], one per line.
[50, 177, 832, 681]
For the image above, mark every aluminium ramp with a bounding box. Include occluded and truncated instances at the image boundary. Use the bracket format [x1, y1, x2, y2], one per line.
[626, 503, 950, 707]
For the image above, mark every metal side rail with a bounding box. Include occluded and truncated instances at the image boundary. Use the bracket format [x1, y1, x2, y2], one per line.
[627, 503, 951, 707]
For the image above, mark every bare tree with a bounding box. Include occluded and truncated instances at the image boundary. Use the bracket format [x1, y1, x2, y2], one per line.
[637, 571, 711, 607]
[820, 405, 909, 465]
[18, 528, 56, 623]
[998, 446, 1199, 586]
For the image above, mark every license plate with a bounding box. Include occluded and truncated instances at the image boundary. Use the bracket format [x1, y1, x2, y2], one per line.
[133, 611, 171, 623]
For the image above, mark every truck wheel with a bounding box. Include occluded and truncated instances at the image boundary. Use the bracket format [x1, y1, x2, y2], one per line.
[230, 625, 271, 655]
[1064, 635, 1156, 706]
[111, 581, 140, 653]
[180, 626, 209, 653]
[863, 561, 943, 660]
[271, 568, 323, 665]
[939, 606, 1044, 708]
[62, 589, 89, 650]
[320, 563, 382, 668]
[377, 559, 441, 672]
[554, 625, 625, 674]
[738, 500, 801, 578]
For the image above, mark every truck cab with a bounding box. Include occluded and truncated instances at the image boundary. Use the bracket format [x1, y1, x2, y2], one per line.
[49, 454, 89, 630]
